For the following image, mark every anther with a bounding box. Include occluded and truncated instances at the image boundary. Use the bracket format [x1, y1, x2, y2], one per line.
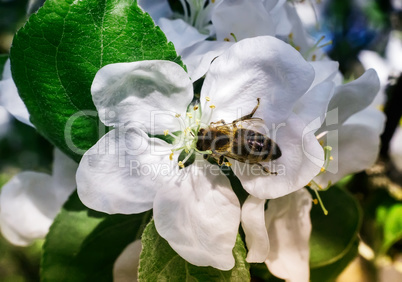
[312, 54, 317, 61]
[163, 129, 169, 136]
[169, 152, 174, 160]
[313, 199, 318, 205]
[224, 38, 230, 42]
[186, 112, 193, 118]
[288, 33, 294, 39]
[175, 113, 181, 118]
[209, 104, 216, 109]
[329, 156, 334, 161]
[206, 96, 211, 101]
[196, 119, 200, 125]
[178, 161, 184, 168]
[224, 162, 232, 167]
[320, 167, 326, 173]
[193, 105, 199, 111]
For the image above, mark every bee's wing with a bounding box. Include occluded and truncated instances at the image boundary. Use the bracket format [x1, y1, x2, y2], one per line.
[234, 118, 271, 135]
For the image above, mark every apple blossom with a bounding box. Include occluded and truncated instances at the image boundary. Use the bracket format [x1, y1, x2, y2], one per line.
[0, 149, 77, 246]
[76, 36, 327, 270]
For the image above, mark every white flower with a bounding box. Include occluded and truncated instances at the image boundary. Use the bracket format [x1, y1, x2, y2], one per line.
[138, 0, 220, 54]
[313, 69, 385, 188]
[0, 59, 32, 126]
[76, 36, 327, 270]
[0, 149, 77, 246]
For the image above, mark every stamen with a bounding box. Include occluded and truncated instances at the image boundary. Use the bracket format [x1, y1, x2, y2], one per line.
[169, 152, 174, 160]
[312, 54, 317, 61]
[224, 162, 232, 167]
[178, 161, 185, 168]
[175, 113, 181, 118]
[224, 38, 230, 42]
[205, 96, 211, 101]
[309, 182, 329, 215]
[193, 105, 199, 111]
[313, 199, 318, 205]
[209, 104, 216, 109]
[320, 167, 326, 173]
[164, 129, 169, 136]
[186, 112, 193, 118]
[195, 119, 200, 125]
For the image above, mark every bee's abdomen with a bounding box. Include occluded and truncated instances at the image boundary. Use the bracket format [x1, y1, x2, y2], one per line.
[234, 129, 281, 162]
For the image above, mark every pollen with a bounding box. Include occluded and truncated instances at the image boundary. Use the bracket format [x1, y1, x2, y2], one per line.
[209, 104, 216, 109]
[193, 105, 199, 111]
[206, 96, 211, 102]
[163, 129, 169, 136]
[178, 161, 184, 168]
[169, 152, 174, 160]
[186, 112, 193, 118]
[175, 113, 181, 118]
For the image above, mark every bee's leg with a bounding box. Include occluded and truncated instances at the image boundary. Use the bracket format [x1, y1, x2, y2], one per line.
[210, 119, 226, 126]
[217, 155, 225, 166]
[232, 98, 260, 123]
[257, 163, 278, 175]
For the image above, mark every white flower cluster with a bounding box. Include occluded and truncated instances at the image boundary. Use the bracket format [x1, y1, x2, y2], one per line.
[0, 0, 390, 281]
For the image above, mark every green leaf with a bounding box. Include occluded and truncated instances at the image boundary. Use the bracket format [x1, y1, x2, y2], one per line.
[41, 192, 152, 282]
[309, 186, 362, 268]
[11, 0, 183, 162]
[379, 203, 402, 254]
[138, 220, 250, 281]
[310, 238, 359, 282]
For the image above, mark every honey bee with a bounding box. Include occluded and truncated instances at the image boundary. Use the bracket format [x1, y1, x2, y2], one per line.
[196, 98, 282, 174]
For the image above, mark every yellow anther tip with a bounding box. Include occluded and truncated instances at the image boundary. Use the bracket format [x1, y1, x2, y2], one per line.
[320, 167, 326, 172]
[225, 162, 232, 167]
[209, 104, 216, 109]
[175, 113, 181, 118]
[186, 113, 193, 118]
[163, 129, 169, 136]
[178, 161, 184, 168]
[329, 156, 334, 161]
[288, 32, 293, 39]
[193, 105, 199, 111]
[169, 152, 174, 160]
[313, 199, 318, 205]
[205, 96, 211, 101]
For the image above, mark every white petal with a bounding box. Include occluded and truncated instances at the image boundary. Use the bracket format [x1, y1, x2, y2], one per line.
[309, 61, 340, 89]
[293, 81, 334, 126]
[0, 172, 59, 246]
[158, 18, 209, 54]
[91, 61, 193, 134]
[51, 149, 78, 202]
[315, 108, 385, 186]
[181, 40, 233, 81]
[231, 114, 324, 199]
[113, 240, 142, 282]
[0, 59, 32, 126]
[265, 189, 312, 282]
[358, 50, 389, 85]
[241, 196, 269, 263]
[153, 159, 240, 270]
[326, 69, 380, 126]
[76, 128, 176, 214]
[212, 0, 275, 42]
[200, 36, 315, 125]
[138, 0, 172, 21]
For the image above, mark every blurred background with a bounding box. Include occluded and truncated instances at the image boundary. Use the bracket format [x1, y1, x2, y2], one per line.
[0, 0, 402, 281]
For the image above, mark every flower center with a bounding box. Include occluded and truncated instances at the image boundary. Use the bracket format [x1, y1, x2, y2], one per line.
[165, 96, 216, 168]
[176, 0, 216, 34]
